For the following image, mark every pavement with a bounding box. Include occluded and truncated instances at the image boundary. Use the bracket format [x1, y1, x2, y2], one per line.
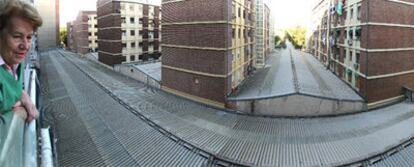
[229, 42, 363, 102]
[41, 49, 414, 166]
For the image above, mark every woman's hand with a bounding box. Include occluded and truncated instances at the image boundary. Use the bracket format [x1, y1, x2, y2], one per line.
[13, 91, 38, 122]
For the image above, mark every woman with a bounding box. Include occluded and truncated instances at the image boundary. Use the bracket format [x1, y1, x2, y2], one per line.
[0, 0, 42, 122]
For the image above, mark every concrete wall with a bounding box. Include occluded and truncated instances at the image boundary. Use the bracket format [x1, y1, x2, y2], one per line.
[35, 0, 59, 48]
[114, 65, 161, 89]
[229, 94, 366, 117]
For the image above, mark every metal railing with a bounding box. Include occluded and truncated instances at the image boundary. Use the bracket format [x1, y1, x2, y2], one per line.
[0, 48, 54, 167]
[0, 68, 38, 167]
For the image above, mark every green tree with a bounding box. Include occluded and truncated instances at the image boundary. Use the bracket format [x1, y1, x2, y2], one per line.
[59, 28, 68, 47]
[285, 26, 307, 49]
[274, 35, 286, 49]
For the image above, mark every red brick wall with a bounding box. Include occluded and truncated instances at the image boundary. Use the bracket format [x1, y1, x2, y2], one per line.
[163, 24, 228, 48]
[162, 0, 228, 23]
[97, 0, 121, 66]
[162, 47, 227, 75]
[366, 73, 414, 102]
[162, 68, 228, 103]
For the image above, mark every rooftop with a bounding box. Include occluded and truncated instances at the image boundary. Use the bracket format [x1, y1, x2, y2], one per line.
[42, 49, 414, 166]
[229, 42, 363, 102]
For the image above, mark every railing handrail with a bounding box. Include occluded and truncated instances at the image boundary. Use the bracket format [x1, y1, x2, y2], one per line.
[0, 61, 38, 167]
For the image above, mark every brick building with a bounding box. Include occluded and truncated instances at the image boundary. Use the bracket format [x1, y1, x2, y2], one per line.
[309, 0, 414, 108]
[97, 0, 161, 67]
[70, 11, 98, 54]
[161, 0, 256, 108]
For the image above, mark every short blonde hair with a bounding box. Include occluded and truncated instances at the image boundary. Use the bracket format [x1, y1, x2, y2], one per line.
[0, 0, 43, 33]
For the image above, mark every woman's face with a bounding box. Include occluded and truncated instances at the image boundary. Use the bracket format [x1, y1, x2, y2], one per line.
[1, 17, 33, 66]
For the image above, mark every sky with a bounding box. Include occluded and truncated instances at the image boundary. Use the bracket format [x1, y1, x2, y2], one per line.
[60, 0, 320, 30]
[60, 0, 97, 27]
[265, 0, 319, 30]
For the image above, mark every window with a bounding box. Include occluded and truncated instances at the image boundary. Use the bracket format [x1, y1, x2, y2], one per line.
[129, 5, 134, 11]
[139, 18, 143, 24]
[355, 27, 362, 39]
[122, 43, 127, 49]
[130, 30, 135, 36]
[130, 17, 135, 24]
[121, 17, 126, 23]
[131, 42, 136, 48]
[238, 7, 241, 17]
[356, 53, 360, 64]
[232, 4, 236, 17]
[350, 7, 354, 19]
[88, 32, 92, 36]
[139, 42, 143, 47]
[357, 6, 361, 20]
[238, 29, 241, 38]
[348, 29, 354, 39]
[335, 47, 340, 60]
[122, 30, 126, 36]
[232, 28, 235, 38]
[130, 55, 135, 61]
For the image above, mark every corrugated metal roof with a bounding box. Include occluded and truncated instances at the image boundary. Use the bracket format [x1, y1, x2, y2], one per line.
[44, 49, 414, 167]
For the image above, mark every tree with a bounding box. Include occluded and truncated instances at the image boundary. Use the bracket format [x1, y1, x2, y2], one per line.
[59, 28, 68, 47]
[285, 26, 307, 49]
[274, 35, 286, 49]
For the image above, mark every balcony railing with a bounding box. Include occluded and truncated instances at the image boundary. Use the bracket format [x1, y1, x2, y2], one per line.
[0, 50, 53, 167]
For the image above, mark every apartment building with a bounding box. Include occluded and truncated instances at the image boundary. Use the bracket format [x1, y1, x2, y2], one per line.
[34, 0, 59, 48]
[70, 11, 98, 54]
[269, 13, 275, 52]
[66, 21, 75, 51]
[97, 0, 161, 67]
[255, 0, 272, 68]
[310, 0, 414, 107]
[161, 0, 256, 108]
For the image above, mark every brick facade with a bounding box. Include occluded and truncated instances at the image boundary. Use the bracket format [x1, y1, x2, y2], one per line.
[69, 11, 98, 54]
[97, 0, 161, 67]
[310, 0, 414, 106]
[161, 0, 255, 107]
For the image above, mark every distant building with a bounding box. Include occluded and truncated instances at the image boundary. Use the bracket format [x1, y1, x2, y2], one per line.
[97, 0, 161, 67]
[310, 0, 414, 108]
[66, 21, 75, 51]
[255, 0, 272, 68]
[269, 13, 275, 52]
[161, 0, 256, 108]
[34, 0, 59, 48]
[71, 11, 98, 54]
